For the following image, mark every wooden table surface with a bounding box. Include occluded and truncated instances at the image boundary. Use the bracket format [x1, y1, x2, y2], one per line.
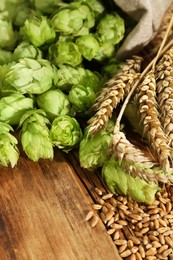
[0, 148, 121, 260]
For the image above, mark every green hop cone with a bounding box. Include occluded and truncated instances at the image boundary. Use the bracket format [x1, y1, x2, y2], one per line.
[0, 122, 19, 167]
[56, 65, 83, 92]
[12, 41, 42, 62]
[74, 0, 105, 19]
[5, 58, 58, 94]
[30, 0, 62, 14]
[19, 109, 54, 162]
[13, 3, 36, 27]
[0, 93, 34, 125]
[51, 3, 95, 36]
[96, 12, 125, 45]
[75, 34, 100, 61]
[0, 0, 31, 23]
[0, 63, 18, 97]
[50, 115, 83, 153]
[77, 68, 102, 92]
[79, 120, 114, 170]
[24, 16, 56, 47]
[68, 70, 101, 113]
[94, 41, 115, 61]
[48, 41, 82, 67]
[0, 18, 17, 50]
[102, 156, 160, 204]
[56, 65, 101, 92]
[36, 89, 73, 121]
[69, 84, 96, 113]
[101, 57, 123, 79]
[0, 49, 13, 65]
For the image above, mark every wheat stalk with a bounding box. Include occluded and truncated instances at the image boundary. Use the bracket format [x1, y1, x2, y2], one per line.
[87, 56, 143, 135]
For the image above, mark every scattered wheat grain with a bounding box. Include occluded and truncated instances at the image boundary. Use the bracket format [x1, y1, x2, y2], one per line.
[85, 210, 94, 221]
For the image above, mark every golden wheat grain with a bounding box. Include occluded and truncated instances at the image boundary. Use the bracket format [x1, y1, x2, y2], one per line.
[86, 183, 173, 259]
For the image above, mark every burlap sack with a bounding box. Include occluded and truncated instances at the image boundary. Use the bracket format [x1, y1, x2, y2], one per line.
[114, 0, 173, 59]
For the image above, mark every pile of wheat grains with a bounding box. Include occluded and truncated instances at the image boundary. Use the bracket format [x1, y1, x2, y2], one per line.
[86, 185, 173, 260]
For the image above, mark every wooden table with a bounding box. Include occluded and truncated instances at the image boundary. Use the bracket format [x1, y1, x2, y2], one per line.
[0, 149, 121, 260]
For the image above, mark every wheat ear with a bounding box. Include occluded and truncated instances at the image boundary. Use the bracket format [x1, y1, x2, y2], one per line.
[155, 46, 173, 147]
[111, 130, 155, 167]
[87, 56, 143, 135]
[136, 70, 172, 170]
[126, 164, 173, 185]
[111, 129, 173, 185]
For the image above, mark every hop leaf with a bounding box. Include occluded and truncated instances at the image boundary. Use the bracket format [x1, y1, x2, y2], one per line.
[124, 96, 145, 137]
[101, 57, 123, 79]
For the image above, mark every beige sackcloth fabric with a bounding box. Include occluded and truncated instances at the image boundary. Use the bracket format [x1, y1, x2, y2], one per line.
[114, 0, 173, 60]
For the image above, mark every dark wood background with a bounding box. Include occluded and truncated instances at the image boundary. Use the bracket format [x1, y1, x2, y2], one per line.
[0, 148, 121, 260]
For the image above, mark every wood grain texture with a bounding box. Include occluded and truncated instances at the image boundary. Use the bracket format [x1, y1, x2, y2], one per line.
[0, 149, 121, 260]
